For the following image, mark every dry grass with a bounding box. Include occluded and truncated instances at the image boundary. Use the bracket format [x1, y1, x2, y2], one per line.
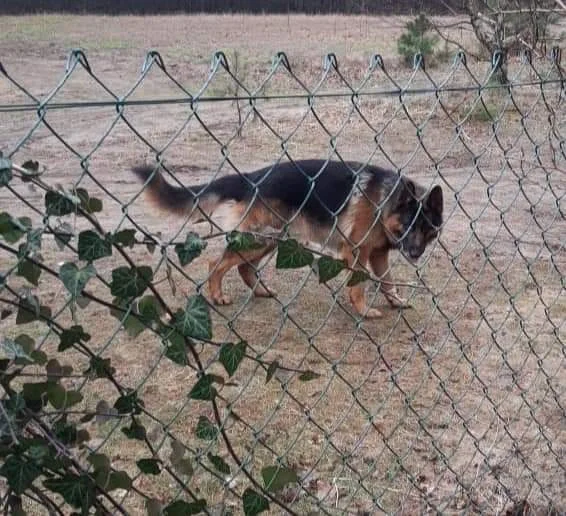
[1, 13, 565, 516]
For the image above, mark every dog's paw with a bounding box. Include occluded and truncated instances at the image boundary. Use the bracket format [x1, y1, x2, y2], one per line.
[364, 307, 384, 319]
[213, 294, 233, 306]
[253, 286, 277, 298]
[385, 293, 411, 309]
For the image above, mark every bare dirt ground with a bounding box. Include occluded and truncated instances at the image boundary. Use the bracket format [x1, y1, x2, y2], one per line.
[1, 14, 565, 515]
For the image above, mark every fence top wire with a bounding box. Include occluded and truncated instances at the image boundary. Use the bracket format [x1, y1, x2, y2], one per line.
[1, 47, 564, 114]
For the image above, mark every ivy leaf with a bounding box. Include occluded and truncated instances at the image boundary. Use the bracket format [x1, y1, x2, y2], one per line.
[121, 421, 146, 441]
[137, 458, 161, 475]
[146, 499, 163, 516]
[59, 325, 90, 352]
[226, 230, 264, 252]
[86, 356, 115, 379]
[163, 500, 206, 516]
[87, 453, 110, 472]
[54, 222, 73, 250]
[0, 213, 31, 244]
[43, 474, 95, 511]
[261, 465, 299, 492]
[59, 262, 96, 298]
[175, 232, 206, 266]
[45, 190, 76, 217]
[110, 266, 153, 299]
[219, 341, 246, 377]
[16, 295, 50, 325]
[347, 270, 370, 287]
[207, 453, 230, 475]
[0, 455, 42, 495]
[78, 230, 112, 262]
[114, 391, 143, 415]
[0, 338, 32, 362]
[137, 295, 162, 325]
[75, 188, 103, 214]
[105, 470, 132, 492]
[266, 360, 279, 383]
[112, 229, 136, 247]
[242, 488, 269, 516]
[173, 295, 211, 341]
[47, 384, 83, 409]
[276, 239, 314, 269]
[0, 156, 12, 186]
[164, 330, 189, 366]
[16, 259, 41, 286]
[317, 256, 346, 283]
[188, 375, 217, 401]
[194, 416, 218, 441]
[299, 370, 321, 382]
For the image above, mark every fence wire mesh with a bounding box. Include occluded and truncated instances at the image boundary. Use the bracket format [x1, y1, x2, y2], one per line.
[0, 48, 565, 515]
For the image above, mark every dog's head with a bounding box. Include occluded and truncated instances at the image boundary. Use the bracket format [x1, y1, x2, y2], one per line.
[391, 179, 443, 263]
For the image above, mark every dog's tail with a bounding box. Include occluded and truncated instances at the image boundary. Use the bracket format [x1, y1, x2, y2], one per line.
[132, 165, 221, 220]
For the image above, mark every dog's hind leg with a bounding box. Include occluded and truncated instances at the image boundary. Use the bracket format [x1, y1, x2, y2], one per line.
[369, 248, 410, 308]
[208, 246, 274, 305]
[237, 244, 277, 298]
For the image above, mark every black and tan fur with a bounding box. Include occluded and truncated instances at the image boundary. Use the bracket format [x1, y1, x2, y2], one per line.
[132, 160, 443, 318]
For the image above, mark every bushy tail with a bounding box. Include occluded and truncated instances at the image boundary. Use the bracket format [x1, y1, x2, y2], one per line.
[132, 165, 219, 219]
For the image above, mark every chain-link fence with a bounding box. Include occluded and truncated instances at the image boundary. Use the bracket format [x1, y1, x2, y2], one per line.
[1, 48, 565, 515]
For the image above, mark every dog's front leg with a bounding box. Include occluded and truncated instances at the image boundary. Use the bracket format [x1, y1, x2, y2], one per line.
[369, 248, 411, 308]
[342, 244, 383, 319]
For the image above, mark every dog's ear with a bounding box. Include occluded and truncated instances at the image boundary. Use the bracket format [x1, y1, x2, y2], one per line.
[397, 179, 417, 207]
[425, 185, 443, 224]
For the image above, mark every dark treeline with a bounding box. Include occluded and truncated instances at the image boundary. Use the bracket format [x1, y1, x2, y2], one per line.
[0, 0, 465, 15]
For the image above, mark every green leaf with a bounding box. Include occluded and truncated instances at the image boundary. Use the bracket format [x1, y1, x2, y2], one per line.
[0, 157, 12, 187]
[347, 270, 370, 287]
[59, 262, 96, 298]
[146, 498, 163, 516]
[164, 330, 189, 366]
[188, 375, 217, 401]
[86, 356, 115, 379]
[45, 190, 76, 216]
[47, 384, 83, 409]
[164, 500, 206, 516]
[16, 295, 50, 325]
[299, 370, 321, 382]
[174, 295, 211, 341]
[16, 259, 41, 286]
[121, 421, 146, 441]
[175, 232, 206, 266]
[242, 488, 269, 516]
[43, 474, 95, 511]
[22, 382, 49, 402]
[276, 239, 314, 269]
[87, 453, 110, 472]
[226, 230, 264, 252]
[59, 325, 90, 352]
[114, 391, 142, 415]
[266, 360, 279, 383]
[75, 188, 103, 214]
[110, 266, 153, 299]
[0, 338, 32, 362]
[0, 455, 42, 495]
[318, 255, 346, 283]
[112, 229, 136, 247]
[54, 222, 73, 250]
[137, 295, 163, 324]
[261, 465, 299, 492]
[78, 230, 112, 262]
[137, 458, 161, 475]
[219, 341, 246, 377]
[106, 470, 132, 492]
[0, 213, 31, 244]
[194, 416, 218, 441]
[207, 453, 230, 475]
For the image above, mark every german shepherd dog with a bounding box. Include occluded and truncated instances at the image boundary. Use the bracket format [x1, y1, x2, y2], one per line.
[132, 160, 443, 318]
